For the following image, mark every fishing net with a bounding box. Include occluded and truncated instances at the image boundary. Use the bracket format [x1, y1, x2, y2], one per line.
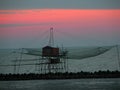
[24, 46, 114, 59]
[24, 48, 42, 56]
[68, 46, 114, 59]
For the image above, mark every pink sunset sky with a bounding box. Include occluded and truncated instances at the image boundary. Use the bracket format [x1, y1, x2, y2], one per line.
[0, 9, 120, 48]
[0, 8, 120, 48]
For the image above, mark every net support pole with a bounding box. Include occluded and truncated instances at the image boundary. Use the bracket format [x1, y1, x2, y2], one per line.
[116, 45, 120, 71]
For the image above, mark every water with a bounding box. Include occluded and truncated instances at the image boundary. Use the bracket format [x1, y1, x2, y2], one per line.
[0, 46, 120, 74]
[0, 78, 120, 90]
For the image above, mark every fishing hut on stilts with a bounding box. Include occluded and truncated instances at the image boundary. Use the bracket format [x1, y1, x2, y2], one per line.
[38, 27, 68, 73]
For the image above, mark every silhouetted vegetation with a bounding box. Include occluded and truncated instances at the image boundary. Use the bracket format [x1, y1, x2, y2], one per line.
[0, 70, 120, 81]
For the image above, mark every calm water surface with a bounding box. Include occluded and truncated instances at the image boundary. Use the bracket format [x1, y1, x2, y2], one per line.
[0, 78, 120, 90]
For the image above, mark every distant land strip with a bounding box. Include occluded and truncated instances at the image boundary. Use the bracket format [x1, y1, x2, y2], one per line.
[0, 70, 120, 81]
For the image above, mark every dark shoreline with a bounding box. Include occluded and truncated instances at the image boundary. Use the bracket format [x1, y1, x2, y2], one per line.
[0, 70, 120, 81]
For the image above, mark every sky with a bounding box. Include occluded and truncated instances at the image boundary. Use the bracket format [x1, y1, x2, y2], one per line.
[0, 0, 120, 48]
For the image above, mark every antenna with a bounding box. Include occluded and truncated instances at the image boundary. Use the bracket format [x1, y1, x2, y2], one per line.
[48, 27, 54, 47]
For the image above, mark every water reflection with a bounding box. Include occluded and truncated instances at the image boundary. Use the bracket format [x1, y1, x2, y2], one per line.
[0, 78, 120, 90]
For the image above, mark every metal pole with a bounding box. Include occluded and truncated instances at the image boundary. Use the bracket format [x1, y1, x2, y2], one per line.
[13, 57, 17, 74]
[116, 45, 120, 71]
[18, 48, 23, 73]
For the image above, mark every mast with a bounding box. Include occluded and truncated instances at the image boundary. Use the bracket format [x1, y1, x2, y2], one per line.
[48, 27, 54, 47]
